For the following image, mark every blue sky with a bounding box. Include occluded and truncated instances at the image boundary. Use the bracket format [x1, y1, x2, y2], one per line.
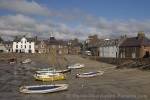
[0, 0, 150, 39]
[34, 0, 150, 20]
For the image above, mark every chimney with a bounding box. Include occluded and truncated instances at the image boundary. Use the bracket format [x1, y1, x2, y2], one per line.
[137, 31, 145, 39]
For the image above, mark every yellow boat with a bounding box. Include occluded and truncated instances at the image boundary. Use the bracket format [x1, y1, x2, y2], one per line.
[34, 73, 65, 81]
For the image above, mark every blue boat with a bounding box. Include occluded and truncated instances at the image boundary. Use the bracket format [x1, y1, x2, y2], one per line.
[20, 84, 68, 93]
[76, 71, 104, 78]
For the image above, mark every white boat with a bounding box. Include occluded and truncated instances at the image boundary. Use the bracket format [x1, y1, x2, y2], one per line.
[36, 68, 71, 74]
[19, 84, 68, 93]
[22, 59, 32, 64]
[76, 71, 104, 78]
[68, 63, 84, 69]
[36, 68, 54, 73]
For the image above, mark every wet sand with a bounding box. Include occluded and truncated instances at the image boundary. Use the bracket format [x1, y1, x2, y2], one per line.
[0, 54, 150, 100]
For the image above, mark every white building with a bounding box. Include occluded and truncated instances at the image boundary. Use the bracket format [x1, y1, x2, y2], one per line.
[13, 36, 35, 53]
[99, 39, 119, 58]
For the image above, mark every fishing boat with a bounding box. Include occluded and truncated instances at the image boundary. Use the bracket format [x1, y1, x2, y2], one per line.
[57, 68, 71, 73]
[21, 59, 32, 64]
[68, 63, 84, 69]
[9, 58, 17, 64]
[36, 68, 54, 73]
[19, 84, 68, 94]
[36, 68, 71, 74]
[76, 71, 104, 78]
[34, 72, 65, 81]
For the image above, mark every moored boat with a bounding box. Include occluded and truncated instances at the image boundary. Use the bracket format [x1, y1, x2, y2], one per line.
[34, 72, 65, 81]
[36, 68, 71, 74]
[68, 63, 84, 69]
[76, 71, 104, 78]
[9, 58, 17, 64]
[21, 59, 32, 64]
[19, 84, 68, 93]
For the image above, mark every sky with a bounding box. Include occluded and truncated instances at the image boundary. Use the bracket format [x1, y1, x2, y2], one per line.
[0, 0, 150, 40]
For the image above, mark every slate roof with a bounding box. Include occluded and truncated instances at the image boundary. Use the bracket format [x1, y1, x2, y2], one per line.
[3, 41, 13, 44]
[13, 36, 36, 42]
[99, 39, 120, 47]
[43, 37, 68, 46]
[120, 37, 150, 47]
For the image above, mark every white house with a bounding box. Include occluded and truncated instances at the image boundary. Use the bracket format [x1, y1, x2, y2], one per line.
[99, 39, 119, 58]
[13, 36, 35, 53]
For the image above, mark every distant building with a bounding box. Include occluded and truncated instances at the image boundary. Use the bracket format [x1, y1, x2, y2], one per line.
[35, 40, 48, 53]
[0, 37, 7, 52]
[0, 43, 6, 53]
[46, 36, 68, 55]
[85, 35, 101, 56]
[86, 35, 99, 45]
[99, 39, 120, 58]
[119, 32, 150, 58]
[3, 41, 13, 53]
[13, 36, 35, 53]
[68, 38, 81, 55]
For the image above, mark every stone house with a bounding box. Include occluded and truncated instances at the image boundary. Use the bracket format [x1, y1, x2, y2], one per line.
[0, 43, 6, 53]
[35, 40, 48, 53]
[68, 38, 81, 55]
[119, 32, 150, 58]
[85, 35, 101, 56]
[46, 36, 68, 55]
[0, 37, 7, 52]
[3, 41, 13, 53]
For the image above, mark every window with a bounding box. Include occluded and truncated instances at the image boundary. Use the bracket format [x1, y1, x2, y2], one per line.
[21, 45, 22, 48]
[25, 45, 26, 48]
[16, 45, 18, 48]
[41, 45, 44, 48]
[29, 45, 31, 48]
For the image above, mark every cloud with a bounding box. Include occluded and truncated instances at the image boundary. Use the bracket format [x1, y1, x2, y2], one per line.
[0, 0, 51, 16]
[0, 14, 76, 39]
[0, 14, 150, 40]
[81, 16, 150, 38]
[0, 0, 86, 19]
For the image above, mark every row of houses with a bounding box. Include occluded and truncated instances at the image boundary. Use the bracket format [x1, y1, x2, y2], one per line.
[0, 35, 81, 55]
[85, 32, 150, 59]
[0, 31, 150, 59]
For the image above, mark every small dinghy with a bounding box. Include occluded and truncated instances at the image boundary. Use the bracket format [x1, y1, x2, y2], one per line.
[76, 71, 104, 78]
[9, 58, 17, 64]
[56, 69, 71, 73]
[36, 68, 71, 74]
[34, 72, 65, 81]
[21, 59, 32, 64]
[19, 84, 68, 94]
[68, 63, 84, 69]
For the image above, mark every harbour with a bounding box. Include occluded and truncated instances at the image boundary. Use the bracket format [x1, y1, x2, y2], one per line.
[0, 54, 149, 100]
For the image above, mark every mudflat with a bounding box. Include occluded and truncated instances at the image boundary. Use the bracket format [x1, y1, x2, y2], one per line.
[0, 54, 149, 100]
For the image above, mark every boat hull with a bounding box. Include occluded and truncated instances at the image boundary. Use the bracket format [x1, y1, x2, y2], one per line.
[36, 69, 71, 74]
[68, 63, 84, 69]
[34, 73, 65, 81]
[76, 71, 104, 78]
[21, 59, 32, 64]
[20, 84, 68, 93]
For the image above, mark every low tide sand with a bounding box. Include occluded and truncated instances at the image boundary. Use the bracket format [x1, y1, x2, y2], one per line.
[0, 54, 149, 100]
